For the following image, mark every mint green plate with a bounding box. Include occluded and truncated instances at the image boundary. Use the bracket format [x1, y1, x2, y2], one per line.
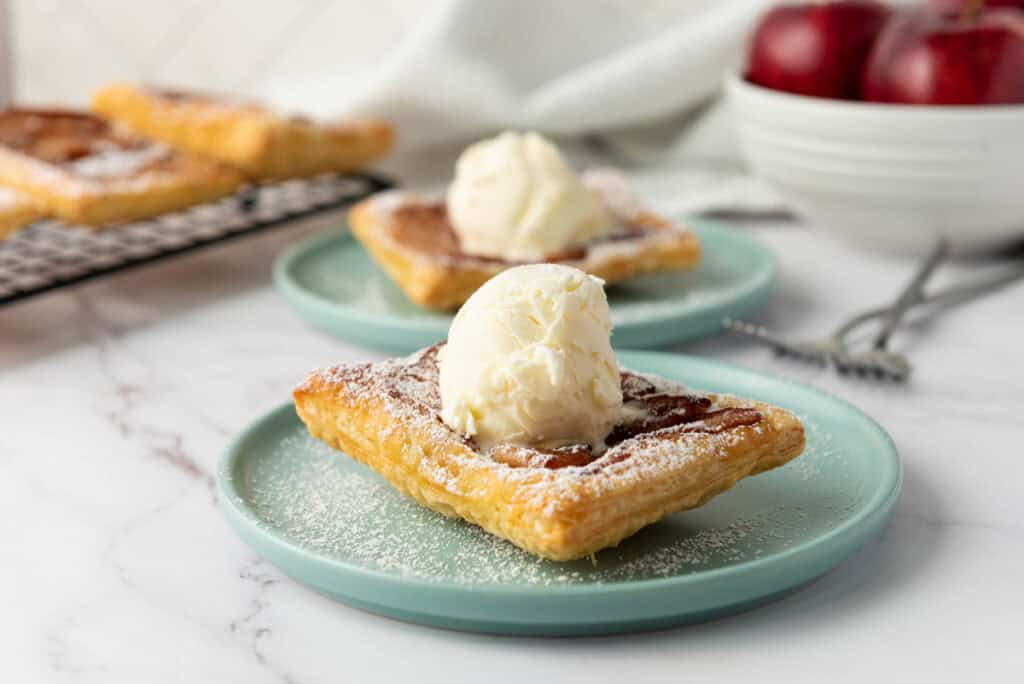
[273, 222, 776, 352]
[218, 351, 899, 636]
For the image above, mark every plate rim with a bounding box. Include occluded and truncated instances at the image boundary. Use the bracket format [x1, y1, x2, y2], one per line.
[218, 350, 901, 599]
[271, 220, 780, 342]
[272, 229, 452, 334]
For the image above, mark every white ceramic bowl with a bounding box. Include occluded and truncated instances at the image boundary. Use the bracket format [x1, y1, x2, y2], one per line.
[726, 73, 1024, 255]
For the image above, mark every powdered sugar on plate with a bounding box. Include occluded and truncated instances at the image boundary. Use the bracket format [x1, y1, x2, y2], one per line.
[239, 408, 850, 586]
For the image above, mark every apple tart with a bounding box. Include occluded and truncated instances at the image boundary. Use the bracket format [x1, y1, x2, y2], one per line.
[93, 83, 394, 181]
[347, 169, 702, 310]
[294, 344, 805, 561]
[0, 109, 244, 227]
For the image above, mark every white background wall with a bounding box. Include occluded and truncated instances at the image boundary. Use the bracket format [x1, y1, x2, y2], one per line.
[9, 0, 431, 107]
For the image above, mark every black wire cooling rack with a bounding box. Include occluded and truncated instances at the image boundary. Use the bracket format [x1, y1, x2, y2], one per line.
[0, 171, 393, 307]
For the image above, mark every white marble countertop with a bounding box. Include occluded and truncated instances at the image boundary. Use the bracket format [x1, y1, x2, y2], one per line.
[2, 211, 1022, 683]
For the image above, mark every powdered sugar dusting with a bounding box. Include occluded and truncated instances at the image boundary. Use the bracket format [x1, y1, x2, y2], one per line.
[369, 190, 431, 214]
[297, 346, 768, 506]
[0, 186, 30, 209]
[581, 166, 643, 219]
[67, 144, 170, 179]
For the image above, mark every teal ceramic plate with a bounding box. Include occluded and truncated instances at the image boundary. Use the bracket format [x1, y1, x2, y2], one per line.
[218, 351, 900, 636]
[273, 221, 776, 352]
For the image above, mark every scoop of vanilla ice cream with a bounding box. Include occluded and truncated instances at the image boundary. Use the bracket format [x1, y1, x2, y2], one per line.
[445, 131, 612, 261]
[438, 264, 622, 452]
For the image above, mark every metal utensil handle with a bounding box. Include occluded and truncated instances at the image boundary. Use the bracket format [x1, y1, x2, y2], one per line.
[835, 261, 1024, 341]
[872, 240, 949, 349]
[923, 264, 1024, 308]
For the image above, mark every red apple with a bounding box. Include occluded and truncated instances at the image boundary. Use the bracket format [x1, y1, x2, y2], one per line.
[862, 7, 1024, 104]
[928, 0, 1024, 11]
[746, 1, 891, 99]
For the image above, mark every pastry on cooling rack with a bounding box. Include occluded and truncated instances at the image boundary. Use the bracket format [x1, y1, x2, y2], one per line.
[0, 109, 244, 227]
[0, 186, 42, 240]
[92, 83, 395, 181]
[295, 264, 803, 561]
[347, 130, 700, 310]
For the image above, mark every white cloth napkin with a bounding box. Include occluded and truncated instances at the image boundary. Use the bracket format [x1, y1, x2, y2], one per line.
[265, 0, 783, 215]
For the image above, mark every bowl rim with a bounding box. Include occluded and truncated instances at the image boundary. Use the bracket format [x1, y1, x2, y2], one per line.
[725, 72, 1024, 118]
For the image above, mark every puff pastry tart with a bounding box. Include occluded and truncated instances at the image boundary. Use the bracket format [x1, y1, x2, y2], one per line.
[93, 83, 394, 181]
[294, 345, 805, 561]
[347, 171, 702, 310]
[0, 109, 244, 227]
[0, 186, 42, 240]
